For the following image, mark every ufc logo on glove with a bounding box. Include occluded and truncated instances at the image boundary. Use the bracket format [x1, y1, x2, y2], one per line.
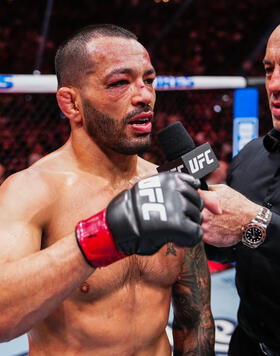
[138, 176, 167, 221]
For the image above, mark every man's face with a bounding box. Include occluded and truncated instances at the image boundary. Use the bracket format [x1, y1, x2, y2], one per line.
[79, 37, 156, 155]
[264, 26, 280, 131]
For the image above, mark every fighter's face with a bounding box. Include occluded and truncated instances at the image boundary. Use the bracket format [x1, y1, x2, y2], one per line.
[264, 26, 280, 131]
[80, 37, 156, 154]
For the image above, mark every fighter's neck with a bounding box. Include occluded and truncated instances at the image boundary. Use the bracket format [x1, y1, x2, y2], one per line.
[68, 134, 139, 182]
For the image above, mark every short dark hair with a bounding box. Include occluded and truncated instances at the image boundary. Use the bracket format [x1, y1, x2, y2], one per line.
[55, 24, 138, 88]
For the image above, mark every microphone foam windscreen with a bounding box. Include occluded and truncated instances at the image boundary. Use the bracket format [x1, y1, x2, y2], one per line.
[157, 122, 196, 161]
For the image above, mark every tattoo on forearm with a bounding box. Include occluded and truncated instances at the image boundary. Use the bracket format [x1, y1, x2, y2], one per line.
[172, 243, 215, 355]
[166, 242, 177, 256]
[173, 338, 214, 356]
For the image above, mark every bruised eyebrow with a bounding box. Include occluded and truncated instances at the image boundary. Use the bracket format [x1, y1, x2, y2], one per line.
[103, 68, 133, 82]
[103, 67, 156, 82]
[145, 68, 157, 76]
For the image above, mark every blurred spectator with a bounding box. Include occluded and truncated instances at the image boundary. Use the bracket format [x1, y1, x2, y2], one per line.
[207, 160, 229, 185]
[28, 143, 44, 166]
[0, 0, 275, 178]
[0, 163, 6, 185]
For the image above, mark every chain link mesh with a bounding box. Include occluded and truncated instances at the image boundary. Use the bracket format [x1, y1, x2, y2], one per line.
[0, 87, 271, 182]
[0, 93, 69, 180]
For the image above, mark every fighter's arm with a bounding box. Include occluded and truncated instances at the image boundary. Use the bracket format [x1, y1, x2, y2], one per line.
[172, 242, 215, 356]
[0, 171, 204, 341]
[0, 173, 93, 341]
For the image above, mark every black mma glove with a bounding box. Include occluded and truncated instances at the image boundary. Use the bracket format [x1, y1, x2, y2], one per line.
[76, 172, 204, 267]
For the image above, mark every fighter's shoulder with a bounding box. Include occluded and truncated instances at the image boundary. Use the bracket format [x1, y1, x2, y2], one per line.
[0, 166, 54, 206]
[0, 151, 66, 207]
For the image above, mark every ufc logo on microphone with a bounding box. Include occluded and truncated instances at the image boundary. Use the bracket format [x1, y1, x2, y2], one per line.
[138, 175, 167, 221]
[182, 142, 220, 179]
[188, 149, 214, 174]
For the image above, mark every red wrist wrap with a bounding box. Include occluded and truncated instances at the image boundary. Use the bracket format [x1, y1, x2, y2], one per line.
[75, 209, 127, 268]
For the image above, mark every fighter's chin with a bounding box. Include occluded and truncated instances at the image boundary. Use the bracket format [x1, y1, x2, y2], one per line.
[116, 136, 152, 155]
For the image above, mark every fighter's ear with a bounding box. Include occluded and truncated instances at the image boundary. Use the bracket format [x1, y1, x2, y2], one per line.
[56, 87, 82, 123]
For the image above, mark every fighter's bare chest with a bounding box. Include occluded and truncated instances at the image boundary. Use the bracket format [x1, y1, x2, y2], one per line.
[45, 179, 184, 295]
[74, 244, 184, 300]
[45, 178, 133, 240]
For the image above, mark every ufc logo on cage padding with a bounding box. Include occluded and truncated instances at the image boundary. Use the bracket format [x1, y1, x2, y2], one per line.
[138, 176, 167, 221]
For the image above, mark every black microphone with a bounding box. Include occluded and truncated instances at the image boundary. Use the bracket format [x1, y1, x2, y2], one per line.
[156, 122, 219, 190]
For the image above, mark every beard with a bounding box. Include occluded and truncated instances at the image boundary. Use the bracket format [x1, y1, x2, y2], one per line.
[82, 99, 153, 155]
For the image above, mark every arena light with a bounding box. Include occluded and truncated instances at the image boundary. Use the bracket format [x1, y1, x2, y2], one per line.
[0, 74, 255, 93]
[154, 0, 171, 3]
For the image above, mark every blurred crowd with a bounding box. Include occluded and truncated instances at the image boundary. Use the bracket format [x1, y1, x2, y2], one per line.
[0, 0, 278, 181]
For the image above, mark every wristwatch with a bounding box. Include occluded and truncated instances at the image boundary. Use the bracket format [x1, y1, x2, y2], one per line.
[241, 206, 272, 248]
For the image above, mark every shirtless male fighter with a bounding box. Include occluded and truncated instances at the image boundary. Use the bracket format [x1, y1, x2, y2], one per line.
[0, 24, 215, 355]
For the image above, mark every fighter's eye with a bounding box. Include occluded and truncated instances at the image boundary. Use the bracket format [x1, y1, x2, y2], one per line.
[145, 78, 155, 85]
[108, 80, 129, 88]
[264, 66, 273, 75]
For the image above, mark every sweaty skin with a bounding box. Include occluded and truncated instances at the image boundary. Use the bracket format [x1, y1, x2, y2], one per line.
[0, 35, 214, 355]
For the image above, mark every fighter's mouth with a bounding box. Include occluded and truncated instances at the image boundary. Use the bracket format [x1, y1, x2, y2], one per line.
[129, 118, 150, 125]
[127, 113, 153, 125]
[272, 102, 280, 108]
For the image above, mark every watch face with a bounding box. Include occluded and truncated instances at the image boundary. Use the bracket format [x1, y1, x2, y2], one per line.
[244, 226, 264, 244]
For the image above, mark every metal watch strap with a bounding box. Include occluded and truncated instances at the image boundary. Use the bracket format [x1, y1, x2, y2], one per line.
[241, 206, 272, 248]
[252, 206, 272, 228]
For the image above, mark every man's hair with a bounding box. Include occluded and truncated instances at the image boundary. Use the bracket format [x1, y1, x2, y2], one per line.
[55, 24, 138, 88]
